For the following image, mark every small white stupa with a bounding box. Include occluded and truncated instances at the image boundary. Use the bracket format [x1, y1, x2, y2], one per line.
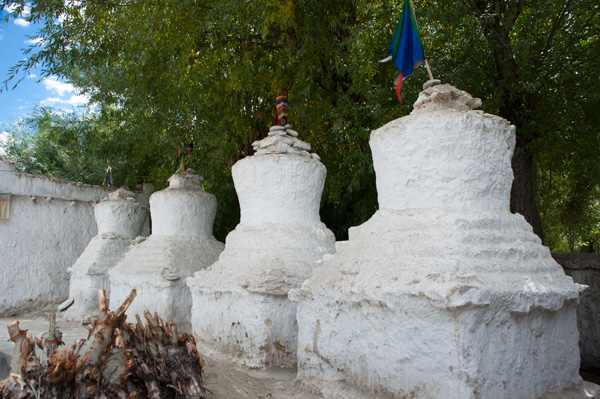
[109, 169, 224, 331]
[291, 82, 586, 398]
[64, 188, 148, 321]
[187, 124, 335, 368]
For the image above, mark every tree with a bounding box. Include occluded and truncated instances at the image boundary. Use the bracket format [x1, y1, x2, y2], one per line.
[4, 106, 169, 187]
[2, 0, 599, 248]
[417, 0, 600, 244]
[3, 0, 398, 240]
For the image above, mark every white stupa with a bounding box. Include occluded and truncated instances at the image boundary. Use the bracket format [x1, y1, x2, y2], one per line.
[109, 169, 224, 331]
[187, 125, 335, 368]
[64, 188, 148, 321]
[291, 82, 586, 398]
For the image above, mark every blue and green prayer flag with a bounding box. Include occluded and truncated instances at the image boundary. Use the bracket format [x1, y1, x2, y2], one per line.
[381, 0, 426, 103]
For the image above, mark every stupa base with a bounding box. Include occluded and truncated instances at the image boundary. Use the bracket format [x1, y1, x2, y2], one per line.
[110, 277, 192, 331]
[293, 291, 582, 399]
[189, 287, 298, 368]
[187, 221, 335, 368]
[109, 235, 223, 332]
[64, 235, 134, 322]
[296, 375, 599, 399]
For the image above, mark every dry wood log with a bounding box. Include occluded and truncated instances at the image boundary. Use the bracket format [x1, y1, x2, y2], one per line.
[0, 289, 207, 399]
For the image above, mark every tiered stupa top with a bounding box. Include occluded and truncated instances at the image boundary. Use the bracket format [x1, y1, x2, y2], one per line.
[234, 125, 327, 226]
[94, 187, 148, 238]
[150, 169, 217, 236]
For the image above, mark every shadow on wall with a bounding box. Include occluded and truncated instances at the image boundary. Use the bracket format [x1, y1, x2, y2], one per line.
[553, 253, 600, 372]
[0, 352, 9, 380]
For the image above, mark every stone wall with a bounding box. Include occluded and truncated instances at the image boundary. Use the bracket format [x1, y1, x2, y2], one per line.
[553, 253, 600, 371]
[0, 161, 113, 316]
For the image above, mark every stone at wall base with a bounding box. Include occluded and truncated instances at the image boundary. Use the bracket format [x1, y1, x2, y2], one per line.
[539, 381, 600, 399]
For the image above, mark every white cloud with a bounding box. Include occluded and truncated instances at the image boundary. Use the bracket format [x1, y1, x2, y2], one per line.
[8, 4, 31, 27]
[40, 76, 90, 108]
[42, 94, 89, 107]
[4, 4, 18, 13]
[14, 18, 30, 27]
[0, 29, 4, 40]
[24, 37, 43, 46]
[6, 3, 31, 15]
[42, 77, 76, 97]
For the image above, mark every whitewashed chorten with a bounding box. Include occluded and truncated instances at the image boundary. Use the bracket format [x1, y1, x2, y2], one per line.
[187, 124, 335, 368]
[64, 187, 148, 321]
[291, 82, 585, 398]
[109, 169, 223, 331]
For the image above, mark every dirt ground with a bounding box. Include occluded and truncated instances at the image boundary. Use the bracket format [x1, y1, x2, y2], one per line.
[1, 306, 599, 399]
[202, 358, 322, 399]
[0, 306, 323, 399]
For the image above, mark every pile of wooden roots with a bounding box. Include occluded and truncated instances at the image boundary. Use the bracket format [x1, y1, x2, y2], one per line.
[0, 290, 207, 399]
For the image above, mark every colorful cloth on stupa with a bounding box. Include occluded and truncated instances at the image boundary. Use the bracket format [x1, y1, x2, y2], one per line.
[276, 90, 288, 122]
[385, 0, 425, 102]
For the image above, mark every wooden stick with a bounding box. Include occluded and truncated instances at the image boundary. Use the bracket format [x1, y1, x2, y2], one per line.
[7, 321, 34, 379]
[425, 59, 434, 80]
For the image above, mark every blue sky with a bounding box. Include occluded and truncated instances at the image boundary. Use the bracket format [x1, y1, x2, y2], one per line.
[0, 6, 89, 132]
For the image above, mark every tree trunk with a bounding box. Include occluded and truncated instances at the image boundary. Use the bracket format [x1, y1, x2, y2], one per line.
[464, 0, 545, 243]
[510, 136, 544, 241]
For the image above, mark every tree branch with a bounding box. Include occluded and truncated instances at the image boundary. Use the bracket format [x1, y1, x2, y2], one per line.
[541, 0, 571, 55]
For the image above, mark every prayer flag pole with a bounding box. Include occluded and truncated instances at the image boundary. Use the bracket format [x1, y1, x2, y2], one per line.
[425, 60, 434, 81]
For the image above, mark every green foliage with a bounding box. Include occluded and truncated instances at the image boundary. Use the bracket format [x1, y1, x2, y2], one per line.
[420, 0, 600, 251]
[535, 90, 600, 252]
[4, 106, 169, 187]
[2, 0, 599, 248]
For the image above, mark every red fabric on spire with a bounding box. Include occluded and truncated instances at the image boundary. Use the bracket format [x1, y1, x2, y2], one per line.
[395, 73, 403, 104]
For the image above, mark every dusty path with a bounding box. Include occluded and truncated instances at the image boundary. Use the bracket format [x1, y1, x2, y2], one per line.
[202, 358, 322, 399]
[0, 307, 322, 399]
[1, 307, 598, 399]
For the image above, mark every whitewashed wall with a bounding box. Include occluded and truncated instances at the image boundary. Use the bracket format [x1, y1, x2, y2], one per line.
[0, 161, 112, 316]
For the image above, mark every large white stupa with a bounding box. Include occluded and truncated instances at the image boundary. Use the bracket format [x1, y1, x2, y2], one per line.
[291, 82, 585, 398]
[109, 169, 224, 331]
[187, 124, 335, 368]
